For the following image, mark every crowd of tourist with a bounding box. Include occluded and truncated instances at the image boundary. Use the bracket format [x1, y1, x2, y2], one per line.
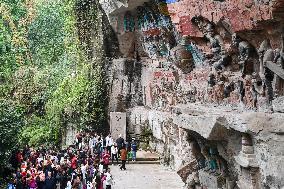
[6, 132, 138, 189]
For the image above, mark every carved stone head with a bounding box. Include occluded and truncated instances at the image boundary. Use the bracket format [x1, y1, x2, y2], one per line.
[180, 36, 191, 46]
[258, 39, 272, 55]
[205, 23, 215, 37]
[232, 33, 241, 46]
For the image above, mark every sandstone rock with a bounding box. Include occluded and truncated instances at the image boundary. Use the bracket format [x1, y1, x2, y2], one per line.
[177, 161, 198, 183]
[273, 96, 284, 113]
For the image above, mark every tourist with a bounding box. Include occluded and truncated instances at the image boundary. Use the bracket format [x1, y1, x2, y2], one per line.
[131, 139, 137, 161]
[99, 134, 105, 158]
[58, 170, 68, 189]
[120, 146, 127, 171]
[92, 134, 98, 155]
[28, 174, 37, 189]
[86, 180, 94, 189]
[75, 133, 82, 150]
[105, 134, 113, 155]
[111, 144, 119, 165]
[115, 134, 125, 156]
[65, 177, 72, 189]
[81, 163, 87, 183]
[99, 161, 104, 174]
[89, 136, 94, 155]
[44, 171, 56, 189]
[125, 141, 132, 162]
[6, 131, 123, 189]
[105, 168, 113, 189]
[95, 170, 101, 189]
[71, 155, 77, 171]
[100, 170, 107, 189]
[6, 178, 15, 189]
[72, 175, 81, 189]
[102, 148, 110, 170]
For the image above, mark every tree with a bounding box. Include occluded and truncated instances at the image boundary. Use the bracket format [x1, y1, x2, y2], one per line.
[0, 99, 24, 175]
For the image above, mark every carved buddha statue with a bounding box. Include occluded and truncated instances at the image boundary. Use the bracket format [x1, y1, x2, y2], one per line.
[232, 33, 255, 77]
[170, 36, 194, 73]
[204, 24, 232, 71]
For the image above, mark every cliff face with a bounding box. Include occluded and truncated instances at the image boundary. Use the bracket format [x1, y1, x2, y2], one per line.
[100, 0, 284, 188]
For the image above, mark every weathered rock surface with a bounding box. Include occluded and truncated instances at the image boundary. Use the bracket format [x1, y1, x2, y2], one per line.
[100, 0, 284, 188]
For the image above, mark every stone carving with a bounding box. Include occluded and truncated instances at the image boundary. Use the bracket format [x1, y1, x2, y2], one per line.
[273, 34, 284, 96]
[217, 81, 225, 104]
[170, 36, 194, 73]
[207, 72, 216, 87]
[224, 81, 235, 98]
[137, 2, 175, 59]
[192, 16, 232, 72]
[137, 2, 172, 32]
[258, 39, 275, 106]
[123, 11, 135, 32]
[199, 144, 228, 177]
[203, 23, 232, 71]
[274, 34, 284, 68]
[137, 4, 154, 31]
[251, 73, 261, 109]
[142, 36, 159, 59]
[186, 42, 205, 66]
[243, 75, 257, 109]
[208, 147, 219, 174]
[232, 33, 256, 77]
[200, 146, 211, 171]
[241, 134, 253, 151]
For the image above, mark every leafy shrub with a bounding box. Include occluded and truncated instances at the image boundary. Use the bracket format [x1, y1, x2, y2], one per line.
[0, 99, 24, 174]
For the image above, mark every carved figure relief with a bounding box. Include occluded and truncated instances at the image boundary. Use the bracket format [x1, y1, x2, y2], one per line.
[192, 18, 232, 71]
[124, 11, 135, 32]
[231, 33, 256, 77]
[258, 39, 275, 106]
[170, 36, 194, 73]
[273, 34, 284, 96]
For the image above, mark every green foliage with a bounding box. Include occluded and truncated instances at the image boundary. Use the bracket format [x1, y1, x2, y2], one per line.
[0, 0, 108, 152]
[46, 62, 108, 133]
[0, 99, 24, 172]
[0, 0, 29, 96]
[141, 127, 153, 138]
[28, 0, 66, 66]
[13, 63, 72, 115]
[19, 115, 59, 147]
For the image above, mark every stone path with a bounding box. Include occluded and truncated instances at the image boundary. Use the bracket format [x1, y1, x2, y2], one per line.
[109, 164, 184, 189]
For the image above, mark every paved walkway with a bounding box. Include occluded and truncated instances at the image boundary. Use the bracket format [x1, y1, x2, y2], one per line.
[109, 164, 184, 189]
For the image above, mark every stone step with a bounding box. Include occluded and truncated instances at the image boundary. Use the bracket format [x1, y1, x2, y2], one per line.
[117, 157, 160, 161]
[110, 160, 160, 165]
[127, 160, 160, 164]
[135, 157, 160, 161]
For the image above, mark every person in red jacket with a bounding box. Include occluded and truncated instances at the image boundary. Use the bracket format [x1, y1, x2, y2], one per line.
[120, 146, 127, 171]
[71, 155, 77, 171]
[102, 148, 110, 170]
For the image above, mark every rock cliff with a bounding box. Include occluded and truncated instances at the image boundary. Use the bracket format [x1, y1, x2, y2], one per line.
[100, 0, 284, 188]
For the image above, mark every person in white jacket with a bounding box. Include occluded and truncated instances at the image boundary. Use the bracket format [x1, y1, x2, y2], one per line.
[111, 144, 119, 165]
[105, 168, 113, 189]
[65, 178, 72, 189]
[105, 134, 113, 154]
[89, 137, 94, 155]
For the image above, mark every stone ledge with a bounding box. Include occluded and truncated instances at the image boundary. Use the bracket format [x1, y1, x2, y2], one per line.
[234, 152, 258, 168]
[129, 104, 284, 141]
